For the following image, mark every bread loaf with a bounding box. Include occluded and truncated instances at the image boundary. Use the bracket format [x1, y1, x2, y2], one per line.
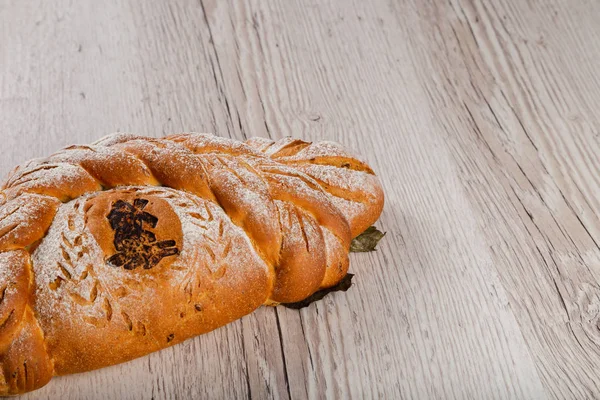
[0, 133, 384, 395]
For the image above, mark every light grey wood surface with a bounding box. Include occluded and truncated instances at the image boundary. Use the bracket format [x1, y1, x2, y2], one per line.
[1, 0, 599, 398]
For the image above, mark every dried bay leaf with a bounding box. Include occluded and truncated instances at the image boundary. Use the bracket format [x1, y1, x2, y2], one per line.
[281, 274, 354, 310]
[350, 226, 386, 252]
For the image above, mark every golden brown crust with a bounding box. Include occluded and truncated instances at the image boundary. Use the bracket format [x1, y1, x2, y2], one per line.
[35, 188, 271, 375]
[4, 163, 101, 202]
[0, 251, 53, 395]
[0, 133, 384, 395]
[50, 145, 159, 188]
[0, 251, 31, 353]
[0, 307, 53, 395]
[247, 137, 385, 237]
[113, 140, 215, 202]
[270, 201, 327, 303]
[0, 194, 60, 252]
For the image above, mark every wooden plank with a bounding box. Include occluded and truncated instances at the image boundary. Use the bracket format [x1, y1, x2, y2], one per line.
[400, 0, 600, 397]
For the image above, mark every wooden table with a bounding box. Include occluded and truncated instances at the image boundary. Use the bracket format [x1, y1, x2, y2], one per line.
[1, 0, 599, 398]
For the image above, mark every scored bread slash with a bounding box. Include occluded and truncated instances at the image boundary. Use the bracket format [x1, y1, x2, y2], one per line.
[0, 133, 385, 395]
[280, 225, 385, 309]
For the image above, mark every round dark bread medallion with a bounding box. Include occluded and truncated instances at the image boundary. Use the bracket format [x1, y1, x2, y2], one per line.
[84, 189, 183, 271]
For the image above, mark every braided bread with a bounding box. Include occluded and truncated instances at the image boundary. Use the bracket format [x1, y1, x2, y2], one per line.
[0, 133, 384, 395]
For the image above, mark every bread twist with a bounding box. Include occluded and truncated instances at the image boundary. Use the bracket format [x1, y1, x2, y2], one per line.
[0, 133, 384, 395]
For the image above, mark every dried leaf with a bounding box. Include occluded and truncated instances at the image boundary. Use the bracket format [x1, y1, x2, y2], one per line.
[281, 273, 354, 310]
[350, 226, 386, 252]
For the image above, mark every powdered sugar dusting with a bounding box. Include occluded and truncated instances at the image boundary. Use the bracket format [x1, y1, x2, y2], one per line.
[293, 164, 383, 235]
[0, 251, 26, 308]
[296, 164, 379, 199]
[297, 140, 369, 164]
[201, 154, 281, 254]
[92, 133, 147, 146]
[167, 132, 264, 158]
[0, 193, 59, 251]
[32, 197, 107, 321]
[47, 146, 156, 186]
[138, 186, 271, 285]
[5, 162, 99, 201]
[32, 186, 271, 339]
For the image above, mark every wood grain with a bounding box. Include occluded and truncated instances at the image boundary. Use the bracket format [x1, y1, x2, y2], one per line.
[1, 0, 599, 398]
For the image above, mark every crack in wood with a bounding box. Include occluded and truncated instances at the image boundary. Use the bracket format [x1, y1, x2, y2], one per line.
[274, 309, 292, 400]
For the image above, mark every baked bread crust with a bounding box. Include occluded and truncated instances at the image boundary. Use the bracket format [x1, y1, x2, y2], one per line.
[0, 133, 384, 395]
